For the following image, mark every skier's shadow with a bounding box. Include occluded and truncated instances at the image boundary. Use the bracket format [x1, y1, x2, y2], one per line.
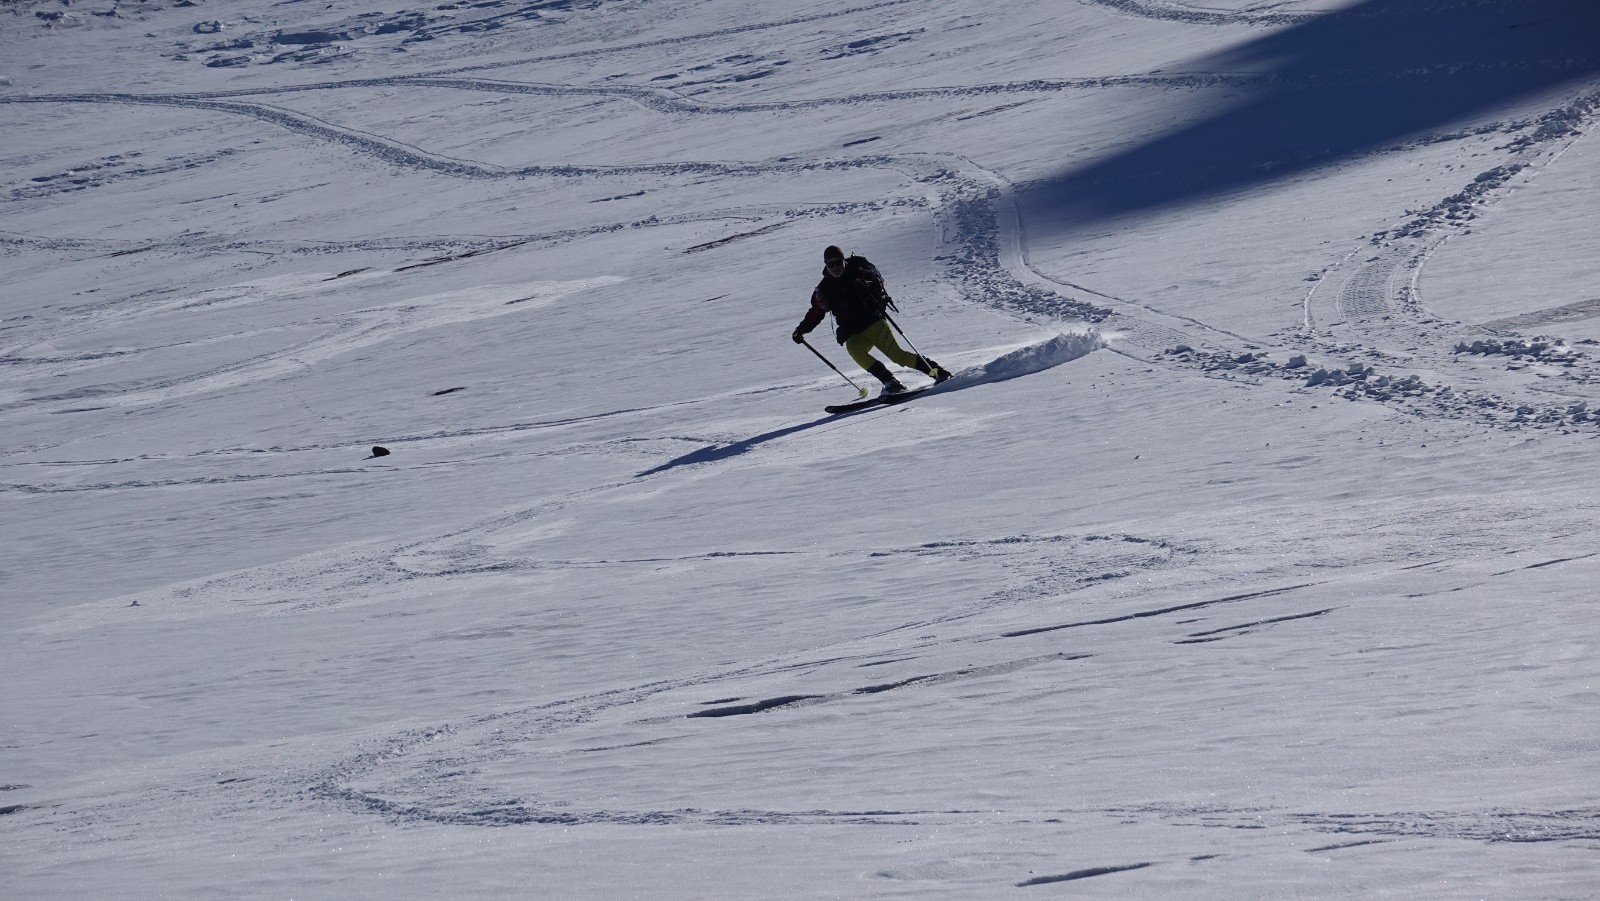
[636, 382, 976, 477]
[636, 416, 838, 477]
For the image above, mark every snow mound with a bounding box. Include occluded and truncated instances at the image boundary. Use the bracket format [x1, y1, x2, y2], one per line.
[954, 330, 1104, 388]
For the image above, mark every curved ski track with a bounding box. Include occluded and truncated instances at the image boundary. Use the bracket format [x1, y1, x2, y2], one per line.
[1079, 0, 1318, 27]
[965, 90, 1600, 432]
[1291, 92, 1600, 429]
[2, 93, 904, 180]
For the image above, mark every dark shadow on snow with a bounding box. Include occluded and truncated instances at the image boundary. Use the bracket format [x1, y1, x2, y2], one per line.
[1021, 0, 1600, 236]
[636, 416, 838, 477]
[636, 380, 975, 477]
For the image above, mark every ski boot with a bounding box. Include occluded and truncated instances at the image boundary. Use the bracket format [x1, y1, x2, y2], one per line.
[914, 356, 953, 384]
[867, 361, 907, 395]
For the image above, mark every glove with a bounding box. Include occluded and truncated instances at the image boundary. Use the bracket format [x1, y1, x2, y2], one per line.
[792, 329, 806, 344]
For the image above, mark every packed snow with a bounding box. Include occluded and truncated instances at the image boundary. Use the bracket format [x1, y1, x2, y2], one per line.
[3, 0, 1599, 896]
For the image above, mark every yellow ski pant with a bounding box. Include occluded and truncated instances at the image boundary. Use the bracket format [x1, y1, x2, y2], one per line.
[844, 319, 920, 372]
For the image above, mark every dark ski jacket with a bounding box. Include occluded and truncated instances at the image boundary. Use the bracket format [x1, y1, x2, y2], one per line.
[795, 255, 894, 344]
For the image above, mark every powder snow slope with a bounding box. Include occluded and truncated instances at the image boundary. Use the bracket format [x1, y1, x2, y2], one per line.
[3, 0, 1600, 897]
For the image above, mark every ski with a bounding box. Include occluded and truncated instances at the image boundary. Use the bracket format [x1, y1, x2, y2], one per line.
[825, 386, 932, 415]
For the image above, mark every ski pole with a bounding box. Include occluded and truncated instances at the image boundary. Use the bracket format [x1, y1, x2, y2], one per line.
[800, 337, 869, 398]
[884, 313, 927, 363]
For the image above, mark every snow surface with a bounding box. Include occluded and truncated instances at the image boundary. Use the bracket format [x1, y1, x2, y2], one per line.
[4, 0, 1600, 896]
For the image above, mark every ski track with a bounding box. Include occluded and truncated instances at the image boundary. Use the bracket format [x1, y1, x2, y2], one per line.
[237, 562, 1322, 833]
[1, 93, 904, 179]
[0, 200, 923, 413]
[0, 200, 906, 269]
[8, 72, 1270, 108]
[1079, 0, 1318, 27]
[310, 651, 1101, 830]
[1289, 91, 1600, 429]
[1, 279, 623, 414]
[1130, 802, 1600, 844]
[961, 88, 1600, 432]
[404, 0, 931, 74]
[119, 545, 1595, 843]
[1079, 0, 1550, 29]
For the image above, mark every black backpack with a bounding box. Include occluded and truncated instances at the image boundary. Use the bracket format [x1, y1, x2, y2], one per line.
[844, 255, 899, 316]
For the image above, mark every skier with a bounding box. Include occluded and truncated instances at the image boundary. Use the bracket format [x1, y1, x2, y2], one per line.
[791, 245, 951, 394]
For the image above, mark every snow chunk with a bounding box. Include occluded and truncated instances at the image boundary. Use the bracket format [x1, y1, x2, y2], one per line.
[958, 331, 1104, 388]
